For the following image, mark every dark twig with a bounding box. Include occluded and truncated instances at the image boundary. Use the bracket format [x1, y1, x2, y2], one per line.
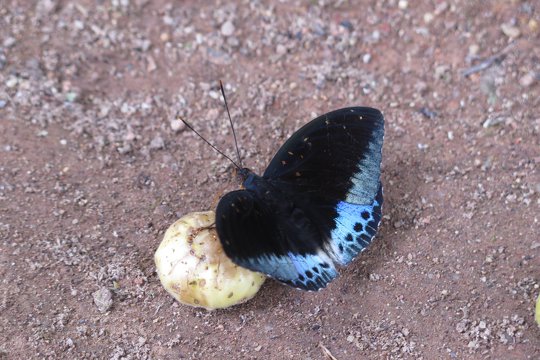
[461, 42, 515, 77]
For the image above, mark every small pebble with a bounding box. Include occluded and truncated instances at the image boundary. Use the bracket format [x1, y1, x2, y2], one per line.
[276, 44, 287, 55]
[160, 32, 170, 42]
[519, 73, 535, 87]
[501, 23, 520, 39]
[146, 55, 157, 72]
[0, 99, 7, 109]
[150, 136, 165, 150]
[170, 119, 185, 133]
[362, 53, 371, 64]
[73, 20, 84, 30]
[134, 38, 152, 52]
[221, 21, 235, 37]
[3, 37, 16, 48]
[93, 287, 113, 313]
[6, 77, 18, 88]
[117, 143, 132, 155]
[468, 44, 479, 56]
[65, 92, 78, 102]
[482, 116, 506, 128]
[423, 12, 434, 24]
[529, 19, 538, 32]
[398, 0, 408, 10]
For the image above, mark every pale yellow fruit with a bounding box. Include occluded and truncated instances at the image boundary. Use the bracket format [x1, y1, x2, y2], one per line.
[536, 293, 540, 326]
[155, 211, 265, 310]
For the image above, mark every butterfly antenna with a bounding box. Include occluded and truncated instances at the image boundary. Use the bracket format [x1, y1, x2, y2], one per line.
[219, 80, 243, 168]
[178, 116, 241, 169]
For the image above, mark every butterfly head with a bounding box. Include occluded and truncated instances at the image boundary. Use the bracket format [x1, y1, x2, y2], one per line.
[236, 167, 260, 191]
[236, 167, 252, 181]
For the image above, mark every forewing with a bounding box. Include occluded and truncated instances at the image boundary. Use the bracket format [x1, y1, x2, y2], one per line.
[264, 107, 384, 205]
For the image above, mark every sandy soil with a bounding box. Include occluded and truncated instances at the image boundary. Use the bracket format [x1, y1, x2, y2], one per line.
[1, 0, 539, 359]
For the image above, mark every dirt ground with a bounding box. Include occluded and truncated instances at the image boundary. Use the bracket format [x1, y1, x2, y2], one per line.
[1, 0, 539, 359]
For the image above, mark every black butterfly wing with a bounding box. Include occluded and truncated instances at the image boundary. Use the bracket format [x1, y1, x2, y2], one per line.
[216, 107, 384, 290]
[216, 190, 338, 291]
[263, 107, 385, 265]
[264, 107, 384, 205]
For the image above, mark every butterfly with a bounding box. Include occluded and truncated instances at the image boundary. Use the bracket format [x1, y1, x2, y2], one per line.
[214, 106, 385, 291]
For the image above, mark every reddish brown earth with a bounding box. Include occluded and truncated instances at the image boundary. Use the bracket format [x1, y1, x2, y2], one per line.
[1, 0, 539, 359]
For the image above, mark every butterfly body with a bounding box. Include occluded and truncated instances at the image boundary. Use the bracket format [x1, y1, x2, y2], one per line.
[216, 107, 385, 291]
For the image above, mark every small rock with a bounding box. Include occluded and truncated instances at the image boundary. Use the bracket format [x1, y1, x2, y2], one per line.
[529, 19, 538, 33]
[6, 77, 18, 88]
[73, 20, 84, 30]
[65, 92, 78, 102]
[398, 0, 408, 10]
[423, 12, 434, 24]
[482, 115, 506, 128]
[220, 21, 235, 37]
[36, 0, 57, 16]
[160, 32, 170, 42]
[3, 37, 16, 48]
[456, 320, 468, 333]
[468, 44, 479, 56]
[93, 287, 113, 313]
[276, 44, 287, 55]
[227, 36, 240, 47]
[519, 73, 535, 87]
[501, 23, 520, 39]
[0, 99, 7, 109]
[117, 143, 132, 155]
[170, 119, 185, 133]
[146, 55, 157, 72]
[393, 220, 404, 228]
[371, 30, 380, 42]
[134, 38, 152, 52]
[150, 136, 165, 150]
[434, 65, 450, 80]
[362, 53, 371, 64]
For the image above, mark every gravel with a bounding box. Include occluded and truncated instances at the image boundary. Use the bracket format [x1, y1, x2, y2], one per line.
[0, 1, 538, 359]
